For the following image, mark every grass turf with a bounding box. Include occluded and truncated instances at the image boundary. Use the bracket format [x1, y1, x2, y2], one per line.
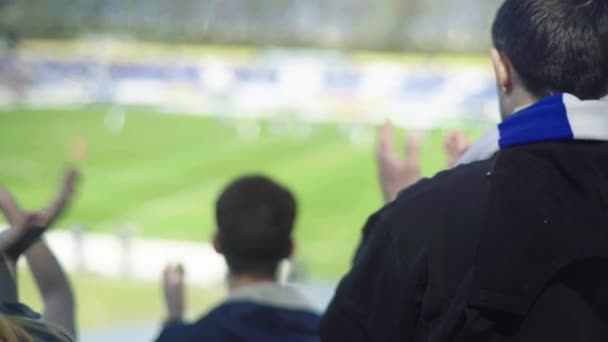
[0, 107, 485, 278]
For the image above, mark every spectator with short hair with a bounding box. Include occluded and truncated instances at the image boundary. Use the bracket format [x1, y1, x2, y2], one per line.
[322, 0, 608, 341]
[156, 175, 320, 342]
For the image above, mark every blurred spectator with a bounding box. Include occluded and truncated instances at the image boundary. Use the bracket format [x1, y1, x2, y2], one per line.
[156, 176, 320, 342]
[0, 31, 28, 107]
[0, 169, 78, 342]
[322, 0, 608, 341]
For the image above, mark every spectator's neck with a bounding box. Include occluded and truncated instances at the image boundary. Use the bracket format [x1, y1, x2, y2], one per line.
[227, 273, 276, 293]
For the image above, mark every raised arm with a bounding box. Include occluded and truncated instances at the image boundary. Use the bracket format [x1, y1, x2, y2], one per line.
[0, 168, 79, 338]
[27, 169, 78, 338]
[162, 263, 185, 325]
[156, 263, 188, 342]
[0, 188, 37, 302]
[25, 239, 76, 338]
[0, 188, 28, 259]
[0, 211, 38, 303]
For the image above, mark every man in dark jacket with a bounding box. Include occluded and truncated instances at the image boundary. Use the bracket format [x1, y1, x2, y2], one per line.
[321, 1, 608, 341]
[156, 175, 320, 342]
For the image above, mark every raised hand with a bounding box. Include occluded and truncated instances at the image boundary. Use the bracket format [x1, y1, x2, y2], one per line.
[69, 136, 88, 165]
[34, 169, 79, 229]
[0, 168, 80, 338]
[163, 263, 185, 324]
[0, 211, 38, 255]
[376, 122, 422, 203]
[0, 186, 24, 228]
[0, 187, 38, 259]
[444, 131, 470, 168]
[0, 168, 80, 259]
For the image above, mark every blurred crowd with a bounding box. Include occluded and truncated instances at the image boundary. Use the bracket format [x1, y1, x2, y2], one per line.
[1, 0, 500, 51]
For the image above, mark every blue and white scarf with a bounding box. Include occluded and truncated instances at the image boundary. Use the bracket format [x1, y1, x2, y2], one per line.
[457, 93, 608, 165]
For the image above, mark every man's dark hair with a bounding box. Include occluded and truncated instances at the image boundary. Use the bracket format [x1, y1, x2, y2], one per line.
[215, 175, 296, 277]
[492, 0, 608, 99]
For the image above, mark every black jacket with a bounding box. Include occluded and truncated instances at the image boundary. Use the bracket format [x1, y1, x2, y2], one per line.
[321, 141, 608, 341]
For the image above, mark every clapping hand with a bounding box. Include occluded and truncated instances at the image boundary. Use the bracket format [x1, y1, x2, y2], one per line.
[444, 131, 470, 168]
[163, 263, 185, 324]
[0, 168, 79, 260]
[376, 122, 422, 203]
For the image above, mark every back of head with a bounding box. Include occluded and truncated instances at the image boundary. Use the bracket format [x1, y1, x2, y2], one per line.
[492, 0, 608, 99]
[215, 175, 296, 278]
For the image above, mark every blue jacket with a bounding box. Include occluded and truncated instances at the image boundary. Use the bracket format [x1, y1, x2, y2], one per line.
[157, 284, 321, 342]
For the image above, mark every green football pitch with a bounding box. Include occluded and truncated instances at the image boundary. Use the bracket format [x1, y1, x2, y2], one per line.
[0, 107, 485, 278]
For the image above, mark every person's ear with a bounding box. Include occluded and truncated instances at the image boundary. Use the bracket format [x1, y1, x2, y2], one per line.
[491, 49, 513, 95]
[212, 234, 223, 255]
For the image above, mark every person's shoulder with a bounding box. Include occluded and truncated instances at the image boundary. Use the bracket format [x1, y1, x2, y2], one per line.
[356, 158, 494, 263]
[156, 321, 194, 342]
[399, 158, 495, 202]
[183, 301, 320, 340]
[386, 158, 495, 223]
[379, 158, 494, 249]
[156, 304, 229, 342]
[361, 158, 495, 239]
[211, 300, 321, 323]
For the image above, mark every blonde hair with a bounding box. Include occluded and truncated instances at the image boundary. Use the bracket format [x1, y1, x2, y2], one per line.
[0, 316, 32, 342]
[0, 315, 72, 342]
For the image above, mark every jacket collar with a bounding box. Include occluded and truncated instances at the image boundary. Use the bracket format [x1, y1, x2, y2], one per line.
[226, 282, 317, 313]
